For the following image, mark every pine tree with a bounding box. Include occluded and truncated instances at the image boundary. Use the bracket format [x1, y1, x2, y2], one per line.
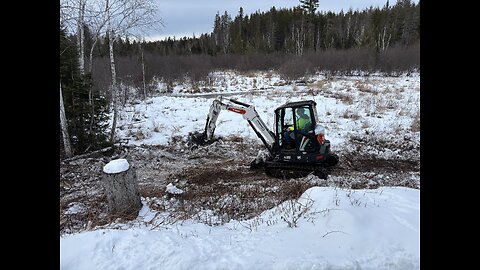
[60, 27, 110, 155]
[300, 0, 319, 15]
[231, 7, 246, 54]
[213, 12, 221, 49]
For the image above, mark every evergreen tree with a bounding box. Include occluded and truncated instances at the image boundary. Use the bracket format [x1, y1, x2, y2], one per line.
[231, 7, 246, 54]
[60, 27, 110, 155]
[213, 12, 222, 50]
[300, 0, 320, 15]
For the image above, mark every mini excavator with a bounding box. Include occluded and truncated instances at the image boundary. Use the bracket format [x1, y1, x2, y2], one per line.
[190, 97, 339, 179]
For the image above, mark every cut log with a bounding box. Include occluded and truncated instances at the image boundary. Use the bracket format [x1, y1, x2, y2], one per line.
[102, 159, 142, 218]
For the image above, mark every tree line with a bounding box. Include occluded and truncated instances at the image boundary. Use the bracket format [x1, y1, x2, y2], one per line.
[87, 0, 419, 96]
[91, 0, 419, 56]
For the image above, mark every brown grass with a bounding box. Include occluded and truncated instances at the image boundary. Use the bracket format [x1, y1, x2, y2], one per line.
[264, 71, 274, 78]
[309, 80, 326, 90]
[355, 81, 376, 94]
[342, 109, 360, 120]
[331, 91, 354, 105]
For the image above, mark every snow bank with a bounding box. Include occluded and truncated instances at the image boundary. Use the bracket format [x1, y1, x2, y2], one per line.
[60, 186, 419, 270]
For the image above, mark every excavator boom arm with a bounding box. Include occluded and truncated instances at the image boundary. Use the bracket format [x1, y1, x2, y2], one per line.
[203, 97, 275, 153]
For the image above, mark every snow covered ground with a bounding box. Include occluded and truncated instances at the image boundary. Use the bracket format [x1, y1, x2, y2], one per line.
[61, 186, 419, 270]
[117, 71, 419, 159]
[61, 70, 420, 269]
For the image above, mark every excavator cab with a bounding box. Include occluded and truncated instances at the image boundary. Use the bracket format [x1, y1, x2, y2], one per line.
[272, 100, 337, 167]
[275, 101, 317, 152]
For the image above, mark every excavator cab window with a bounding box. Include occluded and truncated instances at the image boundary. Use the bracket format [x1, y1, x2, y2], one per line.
[294, 107, 313, 132]
[277, 108, 293, 147]
[284, 108, 294, 128]
[294, 106, 315, 151]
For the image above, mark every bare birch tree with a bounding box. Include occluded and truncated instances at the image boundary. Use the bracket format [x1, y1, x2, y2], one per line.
[60, 1, 77, 158]
[60, 81, 73, 158]
[101, 0, 160, 142]
[140, 39, 147, 100]
[292, 21, 305, 55]
[62, 0, 161, 143]
[62, 0, 102, 135]
[105, 0, 118, 142]
[61, 0, 88, 73]
[77, 0, 86, 74]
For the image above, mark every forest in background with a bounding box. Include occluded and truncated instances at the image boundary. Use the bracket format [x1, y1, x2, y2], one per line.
[86, 0, 419, 95]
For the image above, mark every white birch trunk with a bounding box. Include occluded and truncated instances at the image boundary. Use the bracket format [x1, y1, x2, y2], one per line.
[77, 0, 86, 74]
[382, 25, 387, 51]
[141, 41, 146, 100]
[109, 29, 118, 143]
[60, 81, 73, 158]
[355, 25, 365, 46]
[294, 25, 304, 56]
[88, 39, 95, 106]
[316, 28, 321, 51]
[87, 36, 99, 133]
[346, 15, 351, 40]
[105, 0, 118, 143]
[88, 36, 98, 77]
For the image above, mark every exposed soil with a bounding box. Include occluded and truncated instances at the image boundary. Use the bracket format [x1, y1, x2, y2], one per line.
[60, 135, 419, 234]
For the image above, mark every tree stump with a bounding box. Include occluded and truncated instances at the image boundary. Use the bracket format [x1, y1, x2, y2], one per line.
[102, 159, 142, 218]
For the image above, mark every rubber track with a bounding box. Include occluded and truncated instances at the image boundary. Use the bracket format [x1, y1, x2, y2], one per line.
[263, 162, 332, 179]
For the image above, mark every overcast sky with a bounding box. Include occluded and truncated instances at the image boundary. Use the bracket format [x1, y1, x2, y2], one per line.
[148, 0, 418, 41]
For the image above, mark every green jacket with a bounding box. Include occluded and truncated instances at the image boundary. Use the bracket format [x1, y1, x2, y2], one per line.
[297, 116, 311, 131]
[289, 116, 311, 131]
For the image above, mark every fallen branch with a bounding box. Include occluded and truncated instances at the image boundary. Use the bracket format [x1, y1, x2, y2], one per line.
[61, 146, 114, 163]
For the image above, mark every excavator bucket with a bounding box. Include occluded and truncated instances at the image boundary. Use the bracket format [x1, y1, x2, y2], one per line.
[188, 130, 222, 147]
[188, 131, 209, 146]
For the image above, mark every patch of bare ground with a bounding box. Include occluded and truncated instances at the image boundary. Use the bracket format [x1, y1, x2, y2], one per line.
[60, 135, 419, 233]
[164, 161, 316, 224]
[328, 132, 420, 189]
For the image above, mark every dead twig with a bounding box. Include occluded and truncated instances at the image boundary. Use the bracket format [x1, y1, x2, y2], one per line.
[322, 230, 349, 238]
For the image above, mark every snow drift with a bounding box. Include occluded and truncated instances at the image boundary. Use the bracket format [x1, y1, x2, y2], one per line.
[60, 186, 419, 269]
